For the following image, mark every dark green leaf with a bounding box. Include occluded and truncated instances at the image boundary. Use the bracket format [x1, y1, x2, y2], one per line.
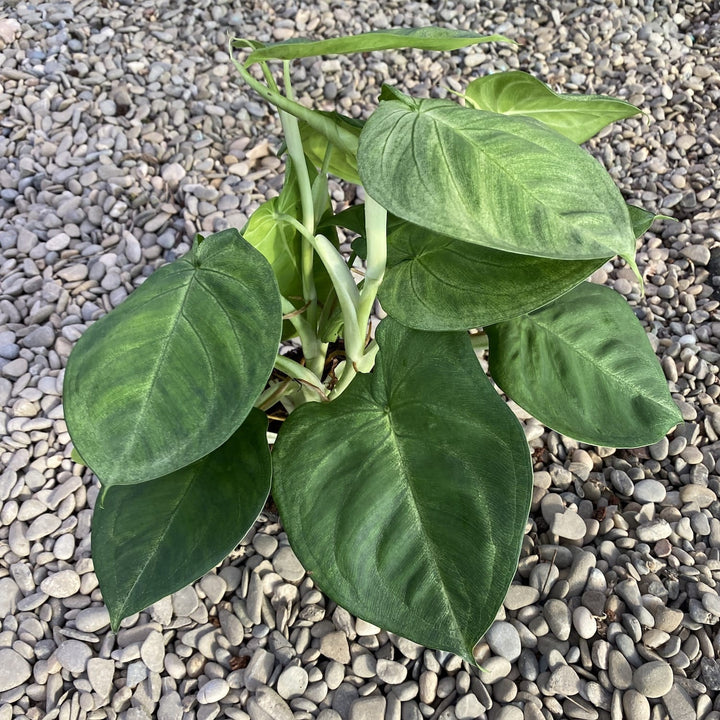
[487, 283, 682, 447]
[273, 318, 533, 663]
[93, 410, 271, 631]
[64, 229, 282, 486]
[299, 112, 364, 184]
[380, 221, 605, 330]
[627, 204, 667, 238]
[358, 93, 637, 265]
[464, 71, 641, 143]
[244, 28, 512, 63]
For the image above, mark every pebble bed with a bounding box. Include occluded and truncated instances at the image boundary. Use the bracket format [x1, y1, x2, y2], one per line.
[1, 1, 719, 719]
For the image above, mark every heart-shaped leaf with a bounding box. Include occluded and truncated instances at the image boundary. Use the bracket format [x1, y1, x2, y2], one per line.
[487, 282, 682, 447]
[381, 221, 605, 330]
[464, 71, 641, 143]
[64, 229, 282, 486]
[272, 318, 533, 663]
[93, 410, 271, 631]
[358, 91, 636, 265]
[242, 28, 512, 63]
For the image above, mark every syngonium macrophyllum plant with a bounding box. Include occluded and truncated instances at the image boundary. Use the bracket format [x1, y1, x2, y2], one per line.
[63, 28, 681, 663]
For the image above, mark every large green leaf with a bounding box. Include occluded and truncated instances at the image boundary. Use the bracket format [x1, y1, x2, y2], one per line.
[464, 71, 641, 144]
[299, 112, 364, 184]
[486, 283, 682, 447]
[64, 229, 282, 486]
[243, 28, 512, 63]
[272, 318, 533, 663]
[93, 410, 271, 631]
[357, 91, 637, 265]
[380, 221, 605, 330]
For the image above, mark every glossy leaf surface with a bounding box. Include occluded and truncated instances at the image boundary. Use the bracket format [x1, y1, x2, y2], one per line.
[358, 93, 636, 264]
[245, 28, 511, 63]
[64, 229, 281, 486]
[273, 319, 533, 663]
[464, 71, 641, 143]
[380, 221, 605, 330]
[93, 410, 271, 631]
[487, 283, 682, 447]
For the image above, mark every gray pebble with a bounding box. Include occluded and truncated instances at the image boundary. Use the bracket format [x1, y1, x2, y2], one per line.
[198, 678, 230, 704]
[0, 648, 31, 692]
[276, 665, 309, 699]
[376, 659, 407, 685]
[40, 569, 81, 598]
[55, 639, 92, 674]
[632, 479, 666, 504]
[632, 661, 673, 698]
[484, 621, 521, 662]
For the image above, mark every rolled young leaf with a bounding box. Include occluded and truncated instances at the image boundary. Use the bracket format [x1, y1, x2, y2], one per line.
[380, 221, 605, 331]
[464, 71, 641, 144]
[64, 229, 282, 486]
[358, 90, 637, 265]
[272, 318, 533, 663]
[486, 282, 682, 447]
[243, 27, 512, 63]
[93, 409, 271, 631]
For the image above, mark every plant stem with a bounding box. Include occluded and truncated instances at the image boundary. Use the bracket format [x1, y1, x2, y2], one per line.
[281, 297, 327, 378]
[277, 214, 364, 363]
[274, 355, 328, 400]
[355, 195, 387, 366]
[280, 63, 318, 333]
[229, 43, 359, 156]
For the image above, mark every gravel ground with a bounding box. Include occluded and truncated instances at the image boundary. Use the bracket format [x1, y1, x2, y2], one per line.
[1, 1, 719, 719]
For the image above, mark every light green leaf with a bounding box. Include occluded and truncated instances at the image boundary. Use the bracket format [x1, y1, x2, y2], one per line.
[243, 28, 512, 63]
[464, 71, 641, 143]
[299, 112, 364, 184]
[64, 229, 282, 486]
[486, 282, 682, 447]
[272, 318, 533, 663]
[358, 92, 636, 264]
[93, 410, 271, 631]
[243, 175, 303, 300]
[380, 221, 605, 330]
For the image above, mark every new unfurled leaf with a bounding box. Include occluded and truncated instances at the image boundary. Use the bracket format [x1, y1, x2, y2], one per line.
[242, 27, 512, 63]
[64, 229, 282, 486]
[358, 91, 637, 265]
[487, 282, 682, 447]
[465, 71, 641, 143]
[93, 410, 271, 631]
[273, 318, 533, 663]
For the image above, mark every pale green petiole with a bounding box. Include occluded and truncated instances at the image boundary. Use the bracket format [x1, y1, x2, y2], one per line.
[356, 195, 387, 354]
[229, 41, 359, 156]
[277, 214, 364, 363]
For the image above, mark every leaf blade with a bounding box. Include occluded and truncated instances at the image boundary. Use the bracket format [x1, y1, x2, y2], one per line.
[64, 229, 282, 486]
[244, 28, 512, 62]
[272, 319, 533, 662]
[486, 282, 682, 447]
[358, 94, 636, 263]
[464, 71, 641, 143]
[380, 221, 606, 330]
[93, 410, 271, 631]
